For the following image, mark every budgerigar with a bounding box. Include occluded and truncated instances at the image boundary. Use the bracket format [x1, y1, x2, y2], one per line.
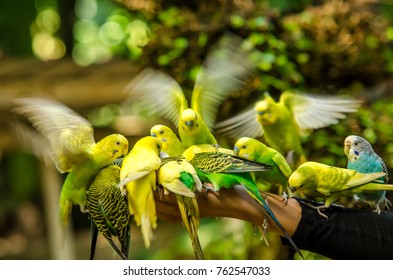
[150, 124, 186, 156]
[189, 151, 301, 255]
[344, 135, 391, 213]
[288, 161, 393, 218]
[118, 136, 162, 249]
[233, 137, 293, 202]
[157, 155, 204, 260]
[216, 91, 361, 167]
[86, 159, 130, 260]
[122, 34, 255, 148]
[12, 97, 129, 227]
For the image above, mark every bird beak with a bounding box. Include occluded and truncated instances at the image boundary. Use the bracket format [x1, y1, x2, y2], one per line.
[122, 144, 129, 156]
[151, 133, 157, 137]
[344, 141, 350, 153]
[289, 186, 296, 192]
[159, 151, 170, 159]
[257, 111, 265, 115]
[233, 146, 239, 155]
[185, 120, 194, 127]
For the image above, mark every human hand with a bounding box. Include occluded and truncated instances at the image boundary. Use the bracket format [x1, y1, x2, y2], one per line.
[154, 185, 301, 237]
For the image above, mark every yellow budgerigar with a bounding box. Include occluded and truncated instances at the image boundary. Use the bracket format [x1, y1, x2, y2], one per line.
[12, 97, 129, 227]
[122, 34, 255, 148]
[157, 155, 204, 259]
[118, 136, 162, 248]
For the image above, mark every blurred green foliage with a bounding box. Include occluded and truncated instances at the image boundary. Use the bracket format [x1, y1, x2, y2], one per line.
[1, 0, 393, 260]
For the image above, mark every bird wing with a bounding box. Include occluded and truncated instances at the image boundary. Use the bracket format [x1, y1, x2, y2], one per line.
[214, 105, 264, 139]
[122, 68, 189, 127]
[191, 152, 271, 173]
[12, 119, 54, 168]
[281, 91, 361, 131]
[345, 171, 387, 188]
[12, 97, 95, 173]
[272, 153, 292, 178]
[191, 33, 255, 130]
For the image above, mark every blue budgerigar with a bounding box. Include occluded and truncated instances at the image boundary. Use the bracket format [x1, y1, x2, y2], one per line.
[344, 135, 391, 213]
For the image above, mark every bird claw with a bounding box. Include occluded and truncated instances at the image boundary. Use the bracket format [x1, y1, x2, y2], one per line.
[373, 205, 382, 215]
[384, 198, 392, 212]
[203, 183, 216, 200]
[158, 186, 164, 200]
[281, 192, 289, 205]
[119, 186, 127, 197]
[80, 204, 89, 213]
[302, 202, 329, 219]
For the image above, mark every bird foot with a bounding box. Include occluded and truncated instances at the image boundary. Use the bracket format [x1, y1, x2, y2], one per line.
[120, 187, 127, 197]
[157, 186, 164, 200]
[302, 202, 330, 219]
[203, 183, 216, 200]
[330, 202, 345, 209]
[384, 198, 392, 212]
[281, 192, 289, 206]
[80, 204, 89, 214]
[372, 204, 382, 215]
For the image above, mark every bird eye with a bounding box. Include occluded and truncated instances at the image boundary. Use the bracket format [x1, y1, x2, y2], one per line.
[116, 141, 120, 145]
[242, 145, 247, 149]
[160, 130, 164, 134]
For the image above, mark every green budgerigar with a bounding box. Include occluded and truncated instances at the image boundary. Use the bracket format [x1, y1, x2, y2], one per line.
[216, 91, 361, 167]
[122, 34, 255, 148]
[233, 137, 293, 202]
[118, 136, 162, 249]
[150, 124, 186, 156]
[188, 151, 301, 255]
[12, 97, 129, 227]
[288, 161, 393, 218]
[157, 155, 204, 260]
[86, 159, 130, 260]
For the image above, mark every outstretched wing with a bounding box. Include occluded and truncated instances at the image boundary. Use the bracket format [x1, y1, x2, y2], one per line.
[122, 68, 188, 127]
[191, 33, 255, 130]
[214, 105, 263, 139]
[281, 91, 361, 130]
[12, 97, 95, 173]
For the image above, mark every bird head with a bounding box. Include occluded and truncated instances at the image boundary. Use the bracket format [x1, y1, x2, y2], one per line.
[180, 109, 199, 131]
[150, 124, 170, 142]
[233, 137, 260, 160]
[137, 136, 163, 155]
[288, 162, 317, 195]
[344, 135, 372, 161]
[97, 134, 129, 162]
[254, 95, 276, 125]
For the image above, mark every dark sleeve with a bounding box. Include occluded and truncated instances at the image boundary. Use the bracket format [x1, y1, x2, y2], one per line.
[281, 198, 393, 260]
